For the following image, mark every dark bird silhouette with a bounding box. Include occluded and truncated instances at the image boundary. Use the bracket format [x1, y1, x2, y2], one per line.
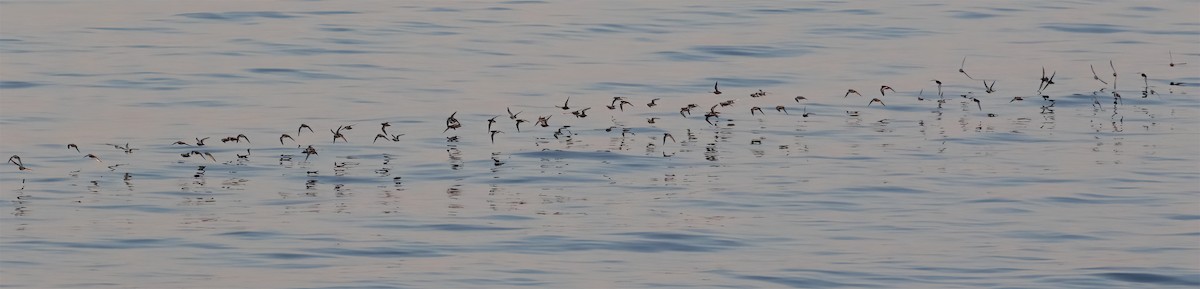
[868, 98, 885, 106]
[196, 137, 209, 146]
[1039, 68, 1056, 92]
[490, 130, 503, 143]
[381, 122, 391, 135]
[298, 124, 314, 135]
[487, 116, 499, 131]
[374, 134, 388, 143]
[280, 134, 295, 145]
[618, 100, 633, 111]
[663, 133, 675, 145]
[983, 80, 996, 94]
[750, 106, 764, 115]
[794, 96, 807, 102]
[555, 97, 571, 110]
[704, 104, 721, 126]
[712, 81, 722, 95]
[845, 89, 862, 98]
[775, 105, 788, 114]
[536, 115, 552, 127]
[507, 107, 522, 120]
[302, 145, 318, 161]
[647, 98, 660, 107]
[515, 119, 527, 132]
[932, 79, 943, 98]
[1170, 51, 1186, 67]
[444, 112, 462, 132]
[1091, 64, 1109, 85]
[331, 129, 348, 143]
[8, 155, 30, 171]
[571, 108, 590, 118]
[880, 85, 895, 96]
[959, 56, 974, 79]
[68, 143, 80, 153]
[1110, 60, 1118, 90]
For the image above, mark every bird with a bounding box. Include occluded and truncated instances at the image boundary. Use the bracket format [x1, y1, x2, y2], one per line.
[663, 133, 676, 145]
[1169, 51, 1186, 67]
[195, 137, 210, 146]
[959, 56, 974, 79]
[618, 100, 633, 111]
[85, 154, 102, 163]
[331, 126, 348, 143]
[607, 96, 626, 110]
[1091, 64, 1109, 85]
[750, 106, 764, 115]
[868, 98, 885, 106]
[680, 106, 692, 117]
[794, 96, 807, 102]
[536, 115, 552, 127]
[444, 112, 462, 132]
[1039, 67, 1056, 92]
[571, 108, 590, 118]
[932, 79, 943, 98]
[647, 98, 660, 107]
[515, 119, 527, 132]
[8, 155, 31, 171]
[647, 117, 659, 124]
[983, 80, 996, 94]
[880, 85, 895, 96]
[220, 134, 250, 144]
[775, 105, 788, 114]
[712, 81, 722, 95]
[374, 134, 388, 143]
[507, 107, 522, 120]
[302, 145, 318, 161]
[381, 122, 392, 135]
[1110, 60, 1119, 90]
[490, 130, 503, 143]
[487, 115, 499, 131]
[972, 98, 982, 111]
[280, 134, 295, 145]
[845, 89, 862, 97]
[67, 143, 80, 153]
[298, 124, 314, 135]
[555, 97, 571, 110]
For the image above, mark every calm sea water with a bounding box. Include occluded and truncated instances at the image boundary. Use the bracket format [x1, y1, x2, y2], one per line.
[2, 1, 1198, 288]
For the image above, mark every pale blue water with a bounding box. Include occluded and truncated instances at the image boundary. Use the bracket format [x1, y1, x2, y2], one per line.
[1, 1, 1198, 288]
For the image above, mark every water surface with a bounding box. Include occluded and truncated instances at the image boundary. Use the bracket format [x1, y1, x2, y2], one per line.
[1, 1, 1198, 288]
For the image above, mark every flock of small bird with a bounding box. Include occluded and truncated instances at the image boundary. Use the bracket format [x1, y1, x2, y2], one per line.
[4, 56, 1191, 173]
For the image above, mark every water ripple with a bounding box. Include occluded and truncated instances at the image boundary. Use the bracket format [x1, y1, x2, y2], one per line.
[495, 232, 743, 253]
[1093, 272, 1200, 286]
[0, 81, 42, 89]
[1041, 23, 1127, 33]
[176, 11, 300, 21]
[246, 68, 354, 80]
